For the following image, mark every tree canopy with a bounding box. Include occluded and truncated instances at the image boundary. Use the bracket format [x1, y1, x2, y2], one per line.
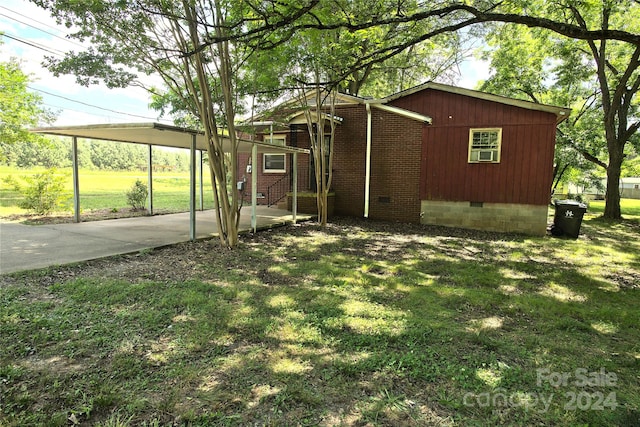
[0, 55, 55, 162]
[477, 1, 640, 218]
[28, 0, 640, 224]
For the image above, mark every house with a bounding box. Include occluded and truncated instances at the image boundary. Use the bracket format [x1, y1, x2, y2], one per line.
[619, 177, 640, 199]
[565, 177, 640, 200]
[239, 82, 571, 235]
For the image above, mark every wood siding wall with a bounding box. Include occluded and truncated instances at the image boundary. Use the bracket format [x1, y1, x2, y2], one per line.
[391, 89, 558, 206]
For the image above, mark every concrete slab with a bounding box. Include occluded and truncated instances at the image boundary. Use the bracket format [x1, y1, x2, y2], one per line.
[0, 207, 312, 274]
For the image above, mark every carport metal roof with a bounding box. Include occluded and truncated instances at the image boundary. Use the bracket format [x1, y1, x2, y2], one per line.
[31, 122, 309, 239]
[31, 122, 309, 154]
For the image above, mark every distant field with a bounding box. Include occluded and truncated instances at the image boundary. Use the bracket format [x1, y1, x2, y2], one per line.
[0, 166, 215, 217]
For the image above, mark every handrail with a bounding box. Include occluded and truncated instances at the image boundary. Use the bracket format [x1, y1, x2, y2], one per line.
[266, 172, 291, 207]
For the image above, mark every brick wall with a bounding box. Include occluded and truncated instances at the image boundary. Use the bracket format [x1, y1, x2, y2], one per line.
[328, 105, 424, 222]
[331, 105, 367, 217]
[239, 105, 424, 223]
[368, 108, 423, 223]
[287, 192, 335, 216]
[237, 129, 311, 205]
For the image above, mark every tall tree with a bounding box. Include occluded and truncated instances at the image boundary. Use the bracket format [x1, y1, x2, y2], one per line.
[479, 25, 606, 195]
[32, 0, 316, 247]
[0, 56, 55, 163]
[476, 1, 640, 218]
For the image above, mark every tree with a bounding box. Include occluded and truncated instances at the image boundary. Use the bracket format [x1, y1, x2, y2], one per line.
[294, 86, 338, 227]
[33, 0, 640, 229]
[31, 0, 319, 247]
[478, 24, 600, 194]
[476, 2, 640, 218]
[0, 56, 55, 163]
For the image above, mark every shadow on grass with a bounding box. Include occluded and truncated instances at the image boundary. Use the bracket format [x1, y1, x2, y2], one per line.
[0, 218, 638, 425]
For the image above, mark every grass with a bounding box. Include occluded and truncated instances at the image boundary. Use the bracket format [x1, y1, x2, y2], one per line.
[588, 198, 640, 219]
[0, 166, 216, 217]
[1, 212, 639, 426]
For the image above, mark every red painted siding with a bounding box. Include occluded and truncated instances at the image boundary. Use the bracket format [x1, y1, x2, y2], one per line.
[392, 89, 558, 206]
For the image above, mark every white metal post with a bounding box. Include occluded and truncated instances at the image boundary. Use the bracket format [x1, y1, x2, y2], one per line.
[147, 144, 153, 215]
[251, 144, 258, 233]
[71, 136, 80, 223]
[364, 102, 372, 218]
[190, 134, 196, 241]
[292, 152, 298, 224]
[199, 150, 204, 211]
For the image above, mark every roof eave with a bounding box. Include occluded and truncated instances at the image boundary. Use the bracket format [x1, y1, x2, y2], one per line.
[383, 81, 572, 123]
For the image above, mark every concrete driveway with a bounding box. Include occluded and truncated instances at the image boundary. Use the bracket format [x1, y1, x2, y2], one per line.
[0, 207, 310, 274]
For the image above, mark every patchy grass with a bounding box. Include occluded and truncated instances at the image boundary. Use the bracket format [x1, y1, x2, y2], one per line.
[0, 216, 638, 426]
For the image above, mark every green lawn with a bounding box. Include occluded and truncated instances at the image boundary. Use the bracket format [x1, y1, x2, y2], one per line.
[588, 198, 640, 219]
[0, 166, 215, 217]
[1, 215, 638, 426]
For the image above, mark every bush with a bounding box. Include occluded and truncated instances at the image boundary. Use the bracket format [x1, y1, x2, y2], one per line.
[126, 179, 148, 210]
[3, 169, 69, 215]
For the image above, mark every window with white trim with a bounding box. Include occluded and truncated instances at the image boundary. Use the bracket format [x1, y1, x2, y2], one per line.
[263, 134, 286, 173]
[468, 128, 502, 163]
[263, 153, 286, 173]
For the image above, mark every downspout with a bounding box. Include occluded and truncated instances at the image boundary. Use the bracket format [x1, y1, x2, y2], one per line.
[364, 102, 372, 218]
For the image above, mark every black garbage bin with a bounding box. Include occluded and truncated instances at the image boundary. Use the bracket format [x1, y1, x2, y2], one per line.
[552, 200, 588, 238]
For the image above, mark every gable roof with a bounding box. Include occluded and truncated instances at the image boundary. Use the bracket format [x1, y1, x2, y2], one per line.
[255, 89, 432, 125]
[383, 81, 571, 123]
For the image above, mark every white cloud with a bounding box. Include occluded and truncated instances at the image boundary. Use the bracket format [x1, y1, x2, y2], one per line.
[458, 58, 492, 90]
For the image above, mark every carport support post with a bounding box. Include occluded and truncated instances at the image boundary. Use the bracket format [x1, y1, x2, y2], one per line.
[147, 145, 153, 215]
[292, 152, 298, 224]
[71, 136, 80, 223]
[190, 134, 196, 241]
[251, 144, 258, 233]
[199, 150, 204, 211]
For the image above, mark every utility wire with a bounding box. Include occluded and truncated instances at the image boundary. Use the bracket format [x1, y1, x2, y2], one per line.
[1, 33, 65, 56]
[0, 5, 65, 34]
[43, 101, 173, 124]
[0, 12, 86, 49]
[43, 102, 120, 121]
[30, 86, 171, 122]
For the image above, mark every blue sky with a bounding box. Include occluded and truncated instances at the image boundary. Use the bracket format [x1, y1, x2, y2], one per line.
[1, 0, 490, 127]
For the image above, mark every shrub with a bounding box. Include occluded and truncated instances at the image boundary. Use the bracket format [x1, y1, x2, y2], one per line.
[126, 179, 148, 210]
[3, 169, 69, 215]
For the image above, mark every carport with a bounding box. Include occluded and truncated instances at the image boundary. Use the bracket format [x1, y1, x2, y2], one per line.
[31, 122, 310, 239]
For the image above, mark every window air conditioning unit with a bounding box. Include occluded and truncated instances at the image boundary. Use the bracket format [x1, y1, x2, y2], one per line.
[478, 150, 495, 161]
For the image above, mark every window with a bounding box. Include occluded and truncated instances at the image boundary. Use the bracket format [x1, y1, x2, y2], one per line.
[263, 134, 286, 173]
[265, 135, 286, 146]
[264, 154, 286, 173]
[468, 128, 502, 163]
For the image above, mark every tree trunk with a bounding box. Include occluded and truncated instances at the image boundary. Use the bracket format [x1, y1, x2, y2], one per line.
[603, 142, 623, 219]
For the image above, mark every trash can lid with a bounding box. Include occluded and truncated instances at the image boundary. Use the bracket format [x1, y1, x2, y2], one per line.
[554, 199, 588, 209]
